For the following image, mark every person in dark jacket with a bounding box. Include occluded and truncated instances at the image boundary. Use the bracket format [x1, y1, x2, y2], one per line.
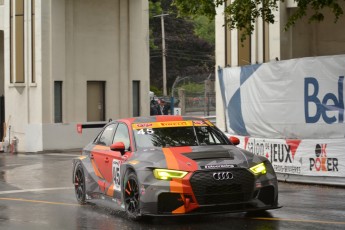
[150, 99, 158, 115]
[157, 99, 169, 115]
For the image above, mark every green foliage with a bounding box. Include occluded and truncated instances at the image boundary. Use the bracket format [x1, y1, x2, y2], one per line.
[150, 85, 162, 96]
[149, 1, 163, 19]
[172, 0, 345, 41]
[149, 0, 215, 91]
[172, 0, 223, 20]
[149, 1, 163, 49]
[180, 82, 204, 94]
[225, 0, 278, 42]
[192, 16, 215, 45]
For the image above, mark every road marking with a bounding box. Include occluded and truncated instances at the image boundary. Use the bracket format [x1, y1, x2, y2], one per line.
[1, 193, 344, 226]
[254, 217, 345, 225]
[46, 153, 80, 157]
[0, 197, 78, 206]
[0, 197, 343, 226]
[0, 187, 74, 195]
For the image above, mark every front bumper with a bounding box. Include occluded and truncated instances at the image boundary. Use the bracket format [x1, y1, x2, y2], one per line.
[138, 168, 279, 216]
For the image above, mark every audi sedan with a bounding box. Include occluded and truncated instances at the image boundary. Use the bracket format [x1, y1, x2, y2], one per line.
[72, 116, 279, 220]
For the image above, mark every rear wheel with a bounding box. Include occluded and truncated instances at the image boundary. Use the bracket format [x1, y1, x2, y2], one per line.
[74, 163, 86, 204]
[124, 172, 141, 220]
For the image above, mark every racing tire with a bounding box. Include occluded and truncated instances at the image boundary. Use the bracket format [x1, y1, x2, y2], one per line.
[124, 172, 142, 220]
[74, 163, 86, 205]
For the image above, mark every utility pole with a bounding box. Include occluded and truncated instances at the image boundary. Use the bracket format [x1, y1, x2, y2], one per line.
[154, 13, 169, 96]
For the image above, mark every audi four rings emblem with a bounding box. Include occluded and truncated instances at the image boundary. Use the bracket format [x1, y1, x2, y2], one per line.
[213, 172, 233, 180]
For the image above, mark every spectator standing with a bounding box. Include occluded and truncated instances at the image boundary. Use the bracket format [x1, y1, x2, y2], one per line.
[157, 99, 169, 115]
[150, 99, 158, 115]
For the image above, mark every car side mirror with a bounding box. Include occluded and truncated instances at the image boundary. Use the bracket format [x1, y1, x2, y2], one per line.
[229, 136, 240, 146]
[110, 142, 126, 155]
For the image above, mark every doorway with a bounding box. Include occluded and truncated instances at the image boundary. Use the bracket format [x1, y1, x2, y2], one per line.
[87, 81, 105, 121]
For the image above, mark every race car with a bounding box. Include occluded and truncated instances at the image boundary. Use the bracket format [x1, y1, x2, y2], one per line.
[72, 116, 279, 219]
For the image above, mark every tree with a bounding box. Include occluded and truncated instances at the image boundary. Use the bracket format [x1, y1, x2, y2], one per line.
[172, 0, 344, 40]
[149, 0, 215, 92]
[149, 1, 163, 49]
[193, 16, 215, 45]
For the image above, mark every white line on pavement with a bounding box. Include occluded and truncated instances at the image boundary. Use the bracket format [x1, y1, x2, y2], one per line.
[0, 187, 74, 195]
[45, 153, 80, 157]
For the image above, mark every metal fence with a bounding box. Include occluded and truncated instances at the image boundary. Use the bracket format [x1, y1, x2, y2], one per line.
[152, 76, 216, 116]
[174, 91, 215, 116]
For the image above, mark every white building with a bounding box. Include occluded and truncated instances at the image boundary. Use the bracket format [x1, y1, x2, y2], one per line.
[215, 0, 345, 132]
[0, 0, 150, 152]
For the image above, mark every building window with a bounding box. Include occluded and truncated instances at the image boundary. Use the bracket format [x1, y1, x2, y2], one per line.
[225, 0, 231, 66]
[132, 81, 140, 117]
[263, 21, 270, 62]
[15, 0, 25, 83]
[31, 0, 35, 83]
[54, 81, 63, 123]
[238, 29, 251, 66]
[10, 0, 13, 83]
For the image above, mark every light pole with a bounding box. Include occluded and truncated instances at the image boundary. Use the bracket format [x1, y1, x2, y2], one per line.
[153, 13, 169, 96]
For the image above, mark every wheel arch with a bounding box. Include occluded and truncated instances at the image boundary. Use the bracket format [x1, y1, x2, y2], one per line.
[72, 159, 83, 184]
[121, 165, 137, 187]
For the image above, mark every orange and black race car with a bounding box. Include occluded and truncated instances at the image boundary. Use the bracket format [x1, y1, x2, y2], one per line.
[72, 116, 280, 219]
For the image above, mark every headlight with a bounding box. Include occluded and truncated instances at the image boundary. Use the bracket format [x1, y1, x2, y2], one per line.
[250, 163, 267, 175]
[153, 169, 188, 180]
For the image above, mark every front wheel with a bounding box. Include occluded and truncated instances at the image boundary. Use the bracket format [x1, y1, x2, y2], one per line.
[74, 163, 86, 204]
[124, 172, 141, 220]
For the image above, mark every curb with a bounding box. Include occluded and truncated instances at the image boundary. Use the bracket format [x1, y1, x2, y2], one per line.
[277, 173, 345, 188]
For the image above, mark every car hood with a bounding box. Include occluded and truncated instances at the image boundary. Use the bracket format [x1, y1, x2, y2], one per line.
[134, 145, 264, 171]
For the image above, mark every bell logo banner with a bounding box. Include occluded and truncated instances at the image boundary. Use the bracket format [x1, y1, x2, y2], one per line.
[219, 55, 345, 139]
[219, 55, 345, 178]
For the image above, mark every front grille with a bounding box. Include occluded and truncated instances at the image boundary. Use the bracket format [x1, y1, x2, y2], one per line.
[158, 193, 184, 213]
[190, 168, 255, 205]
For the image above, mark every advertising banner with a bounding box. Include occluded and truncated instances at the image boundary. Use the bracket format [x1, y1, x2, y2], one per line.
[233, 136, 345, 177]
[218, 55, 345, 139]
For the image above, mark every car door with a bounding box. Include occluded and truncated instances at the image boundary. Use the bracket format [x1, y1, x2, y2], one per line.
[103, 122, 132, 198]
[92, 123, 117, 192]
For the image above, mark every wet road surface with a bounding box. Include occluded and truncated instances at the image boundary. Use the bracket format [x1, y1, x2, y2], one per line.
[0, 152, 344, 230]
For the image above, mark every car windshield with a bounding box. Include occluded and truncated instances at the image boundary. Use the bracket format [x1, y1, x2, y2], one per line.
[132, 120, 228, 148]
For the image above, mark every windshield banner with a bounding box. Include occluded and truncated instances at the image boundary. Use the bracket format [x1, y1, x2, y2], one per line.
[132, 120, 208, 130]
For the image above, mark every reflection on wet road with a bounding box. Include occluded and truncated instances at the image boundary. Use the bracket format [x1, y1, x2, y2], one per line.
[0, 153, 344, 230]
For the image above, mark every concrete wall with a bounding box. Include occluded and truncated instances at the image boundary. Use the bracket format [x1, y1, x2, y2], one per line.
[0, 5, 4, 30]
[25, 122, 104, 152]
[280, 1, 345, 60]
[215, 3, 226, 132]
[3, 0, 150, 152]
[129, 0, 150, 117]
[3, 0, 30, 152]
[0, 31, 3, 97]
[0, 3, 4, 100]
[216, 1, 345, 131]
